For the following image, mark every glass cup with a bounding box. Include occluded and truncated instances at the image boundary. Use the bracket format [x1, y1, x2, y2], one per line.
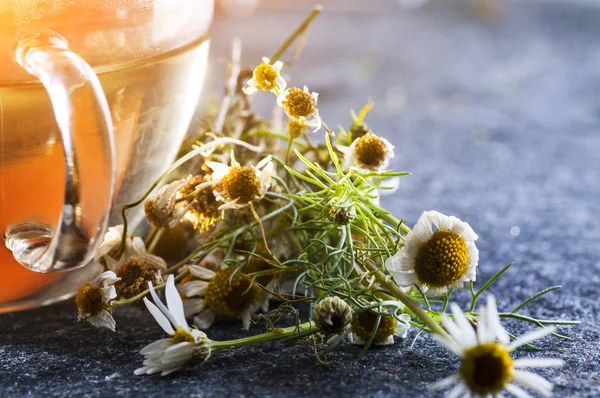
[0, 0, 214, 312]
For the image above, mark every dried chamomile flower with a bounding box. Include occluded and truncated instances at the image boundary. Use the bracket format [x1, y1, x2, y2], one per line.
[108, 254, 167, 300]
[75, 271, 120, 332]
[312, 296, 353, 335]
[277, 86, 322, 132]
[432, 295, 564, 397]
[135, 275, 212, 376]
[385, 210, 479, 296]
[348, 309, 411, 346]
[178, 174, 221, 232]
[144, 178, 194, 229]
[243, 57, 287, 95]
[206, 151, 274, 211]
[94, 224, 145, 266]
[338, 131, 395, 172]
[180, 265, 264, 330]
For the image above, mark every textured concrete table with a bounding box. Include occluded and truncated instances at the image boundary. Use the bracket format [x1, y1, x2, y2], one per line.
[2, 1, 599, 396]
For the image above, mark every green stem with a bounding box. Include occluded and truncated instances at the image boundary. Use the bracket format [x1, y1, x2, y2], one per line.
[211, 321, 316, 350]
[363, 260, 451, 341]
[269, 5, 323, 63]
[379, 212, 411, 235]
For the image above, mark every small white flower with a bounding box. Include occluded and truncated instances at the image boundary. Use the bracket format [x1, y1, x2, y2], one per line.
[243, 57, 287, 95]
[94, 225, 145, 265]
[338, 132, 395, 172]
[180, 265, 264, 330]
[75, 271, 120, 332]
[385, 210, 479, 296]
[432, 295, 564, 397]
[144, 178, 194, 229]
[206, 151, 274, 211]
[277, 86, 322, 132]
[348, 313, 411, 346]
[135, 275, 212, 376]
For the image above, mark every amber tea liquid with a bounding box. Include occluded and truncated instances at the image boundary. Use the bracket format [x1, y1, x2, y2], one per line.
[0, 37, 209, 305]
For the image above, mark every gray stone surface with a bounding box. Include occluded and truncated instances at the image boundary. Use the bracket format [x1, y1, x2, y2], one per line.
[1, 0, 599, 396]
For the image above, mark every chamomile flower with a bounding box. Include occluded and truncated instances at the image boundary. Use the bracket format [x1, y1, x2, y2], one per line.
[385, 210, 479, 296]
[243, 57, 287, 95]
[178, 174, 221, 232]
[277, 86, 322, 132]
[206, 151, 274, 211]
[432, 295, 564, 397]
[338, 132, 395, 172]
[75, 271, 120, 331]
[94, 224, 145, 266]
[135, 274, 212, 376]
[180, 265, 264, 330]
[144, 178, 194, 229]
[108, 254, 167, 300]
[348, 309, 411, 346]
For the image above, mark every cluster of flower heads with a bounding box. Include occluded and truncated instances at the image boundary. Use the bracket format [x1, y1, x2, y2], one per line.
[71, 48, 570, 398]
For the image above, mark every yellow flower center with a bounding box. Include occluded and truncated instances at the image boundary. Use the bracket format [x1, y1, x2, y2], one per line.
[220, 166, 262, 205]
[460, 343, 513, 395]
[172, 327, 195, 344]
[204, 267, 263, 318]
[179, 175, 221, 232]
[281, 87, 316, 119]
[350, 310, 397, 344]
[253, 63, 279, 91]
[414, 230, 469, 288]
[75, 283, 104, 316]
[355, 132, 387, 169]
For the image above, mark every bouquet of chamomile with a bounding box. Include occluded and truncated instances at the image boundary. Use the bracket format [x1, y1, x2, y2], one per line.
[74, 6, 577, 396]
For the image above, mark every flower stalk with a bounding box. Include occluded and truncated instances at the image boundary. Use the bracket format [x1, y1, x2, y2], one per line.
[211, 321, 317, 350]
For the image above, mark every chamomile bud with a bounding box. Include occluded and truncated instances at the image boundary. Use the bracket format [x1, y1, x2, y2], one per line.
[312, 296, 353, 335]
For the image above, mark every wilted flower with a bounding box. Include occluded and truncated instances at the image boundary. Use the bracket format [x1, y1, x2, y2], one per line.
[135, 275, 212, 376]
[312, 296, 353, 335]
[338, 132, 395, 172]
[243, 57, 287, 95]
[385, 210, 479, 296]
[94, 225, 145, 266]
[178, 174, 221, 232]
[348, 309, 411, 345]
[107, 254, 167, 300]
[206, 151, 274, 211]
[75, 271, 120, 331]
[144, 178, 194, 229]
[180, 265, 264, 330]
[432, 295, 564, 397]
[277, 86, 322, 131]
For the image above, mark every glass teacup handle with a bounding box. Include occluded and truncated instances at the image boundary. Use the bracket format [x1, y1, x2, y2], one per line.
[4, 34, 115, 273]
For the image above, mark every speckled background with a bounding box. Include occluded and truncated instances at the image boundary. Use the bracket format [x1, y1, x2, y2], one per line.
[1, 1, 599, 397]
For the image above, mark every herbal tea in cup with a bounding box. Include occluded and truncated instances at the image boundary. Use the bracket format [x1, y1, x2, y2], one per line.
[0, 0, 214, 312]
